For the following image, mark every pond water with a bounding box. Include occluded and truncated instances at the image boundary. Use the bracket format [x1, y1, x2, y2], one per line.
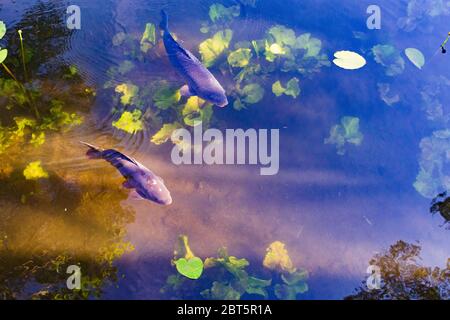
[0, 0, 449, 300]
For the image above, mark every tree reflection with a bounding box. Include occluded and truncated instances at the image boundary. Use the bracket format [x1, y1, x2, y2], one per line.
[0, 169, 135, 300]
[345, 240, 449, 300]
[430, 192, 450, 227]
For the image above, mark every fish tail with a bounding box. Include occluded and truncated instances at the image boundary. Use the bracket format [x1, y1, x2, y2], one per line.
[80, 141, 103, 159]
[160, 10, 169, 31]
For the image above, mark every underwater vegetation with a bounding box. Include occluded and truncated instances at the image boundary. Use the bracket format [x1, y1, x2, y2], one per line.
[324, 117, 363, 156]
[161, 236, 308, 300]
[345, 240, 449, 300]
[397, 0, 450, 32]
[106, 2, 330, 148]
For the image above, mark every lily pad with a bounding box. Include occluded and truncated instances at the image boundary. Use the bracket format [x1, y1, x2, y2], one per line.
[0, 49, 8, 64]
[405, 48, 425, 69]
[333, 51, 366, 70]
[295, 33, 322, 58]
[112, 109, 144, 134]
[263, 241, 295, 273]
[227, 48, 252, 68]
[240, 83, 264, 104]
[151, 122, 182, 145]
[115, 83, 139, 106]
[199, 29, 233, 67]
[378, 83, 400, 106]
[175, 257, 204, 280]
[268, 25, 296, 47]
[0, 21, 5, 39]
[23, 161, 49, 180]
[153, 84, 181, 110]
[272, 78, 300, 98]
[209, 3, 240, 23]
[182, 96, 212, 127]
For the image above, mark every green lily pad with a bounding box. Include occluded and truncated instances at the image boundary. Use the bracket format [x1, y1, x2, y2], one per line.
[295, 33, 322, 58]
[23, 161, 49, 180]
[199, 29, 233, 67]
[0, 21, 6, 39]
[151, 122, 182, 145]
[209, 3, 240, 23]
[112, 109, 144, 134]
[272, 78, 300, 98]
[227, 48, 252, 68]
[115, 83, 139, 106]
[405, 48, 425, 69]
[0, 49, 8, 64]
[240, 83, 264, 104]
[182, 96, 212, 127]
[175, 257, 204, 280]
[153, 84, 181, 110]
[268, 25, 296, 47]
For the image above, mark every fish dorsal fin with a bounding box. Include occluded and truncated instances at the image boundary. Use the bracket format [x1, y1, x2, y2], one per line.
[102, 149, 139, 166]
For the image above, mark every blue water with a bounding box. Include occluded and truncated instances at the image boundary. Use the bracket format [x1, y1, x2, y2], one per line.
[0, 0, 449, 300]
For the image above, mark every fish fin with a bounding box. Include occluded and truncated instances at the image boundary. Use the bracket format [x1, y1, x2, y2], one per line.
[180, 84, 195, 97]
[80, 141, 103, 159]
[101, 149, 139, 167]
[160, 10, 169, 31]
[123, 179, 135, 189]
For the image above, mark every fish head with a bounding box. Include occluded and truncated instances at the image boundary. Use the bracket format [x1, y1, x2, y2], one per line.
[139, 175, 172, 205]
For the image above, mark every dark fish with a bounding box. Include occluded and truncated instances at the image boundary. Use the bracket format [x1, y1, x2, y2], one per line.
[81, 142, 172, 205]
[160, 10, 228, 107]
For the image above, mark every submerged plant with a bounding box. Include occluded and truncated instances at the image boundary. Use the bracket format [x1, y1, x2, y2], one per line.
[325, 116, 364, 155]
[161, 237, 308, 300]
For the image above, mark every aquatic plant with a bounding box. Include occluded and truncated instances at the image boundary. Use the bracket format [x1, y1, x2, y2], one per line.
[372, 44, 405, 76]
[112, 109, 144, 134]
[397, 0, 450, 32]
[151, 123, 182, 145]
[23, 161, 48, 180]
[333, 51, 366, 70]
[345, 240, 449, 300]
[199, 29, 233, 67]
[413, 130, 450, 199]
[405, 48, 425, 69]
[140, 23, 156, 53]
[272, 78, 300, 98]
[325, 117, 364, 155]
[161, 237, 308, 300]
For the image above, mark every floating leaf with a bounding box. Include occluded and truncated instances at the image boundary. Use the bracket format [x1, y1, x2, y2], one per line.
[268, 25, 296, 47]
[274, 282, 308, 300]
[372, 44, 405, 76]
[23, 161, 49, 180]
[272, 78, 300, 98]
[153, 84, 181, 110]
[333, 51, 366, 70]
[151, 122, 182, 145]
[112, 109, 144, 134]
[209, 3, 240, 23]
[30, 132, 45, 147]
[202, 281, 241, 300]
[199, 29, 233, 67]
[182, 96, 212, 127]
[240, 83, 264, 104]
[175, 257, 204, 280]
[263, 241, 295, 273]
[0, 49, 8, 64]
[227, 48, 252, 68]
[295, 33, 322, 58]
[115, 83, 139, 106]
[0, 21, 5, 40]
[325, 116, 363, 155]
[405, 48, 425, 69]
